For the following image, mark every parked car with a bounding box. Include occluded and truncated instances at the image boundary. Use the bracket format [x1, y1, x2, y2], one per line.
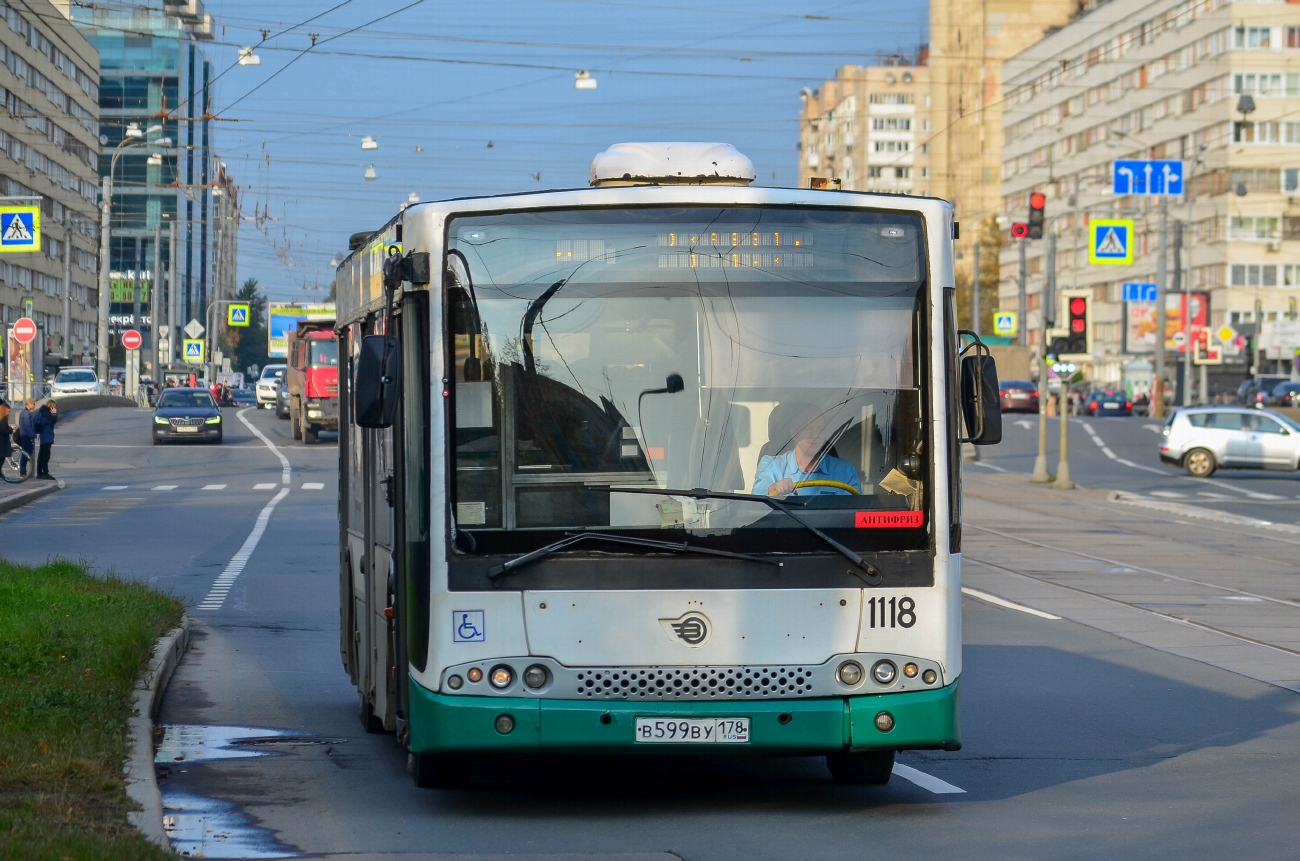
[49, 367, 103, 396]
[1160, 406, 1300, 477]
[255, 364, 287, 408]
[230, 388, 257, 406]
[999, 379, 1039, 413]
[1084, 390, 1132, 416]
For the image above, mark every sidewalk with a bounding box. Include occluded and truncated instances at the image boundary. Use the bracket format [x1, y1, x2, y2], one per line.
[0, 473, 61, 513]
[962, 470, 1300, 692]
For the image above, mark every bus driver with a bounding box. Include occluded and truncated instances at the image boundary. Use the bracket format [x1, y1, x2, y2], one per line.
[751, 404, 862, 497]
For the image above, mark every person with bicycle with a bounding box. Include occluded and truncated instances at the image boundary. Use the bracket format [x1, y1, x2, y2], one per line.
[16, 398, 36, 478]
[0, 399, 12, 466]
[751, 403, 862, 497]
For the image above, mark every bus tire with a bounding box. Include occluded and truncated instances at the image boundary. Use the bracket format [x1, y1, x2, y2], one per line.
[827, 749, 895, 785]
[408, 752, 471, 789]
[359, 692, 385, 734]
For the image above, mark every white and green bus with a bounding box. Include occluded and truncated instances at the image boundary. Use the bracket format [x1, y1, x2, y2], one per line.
[335, 143, 1001, 788]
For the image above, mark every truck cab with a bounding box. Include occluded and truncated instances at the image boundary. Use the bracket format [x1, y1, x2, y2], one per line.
[285, 319, 339, 443]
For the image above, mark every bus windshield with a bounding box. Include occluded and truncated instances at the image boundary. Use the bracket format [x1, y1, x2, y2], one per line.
[446, 206, 929, 554]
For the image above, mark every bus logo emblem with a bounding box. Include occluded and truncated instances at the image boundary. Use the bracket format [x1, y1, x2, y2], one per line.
[660, 613, 710, 647]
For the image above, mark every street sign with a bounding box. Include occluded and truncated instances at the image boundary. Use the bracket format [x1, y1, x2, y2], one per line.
[183, 339, 205, 364]
[228, 304, 250, 327]
[184, 318, 204, 339]
[1089, 219, 1134, 265]
[158, 324, 170, 337]
[121, 329, 143, 351]
[993, 311, 1018, 337]
[0, 206, 40, 252]
[1218, 324, 1237, 343]
[1112, 159, 1184, 196]
[1172, 331, 1187, 347]
[1122, 282, 1158, 302]
[11, 317, 36, 344]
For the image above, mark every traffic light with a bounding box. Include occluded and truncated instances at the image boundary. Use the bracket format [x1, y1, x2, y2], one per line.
[1027, 192, 1046, 239]
[1011, 222, 1030, 239]
[1063, 292, 1090, 355]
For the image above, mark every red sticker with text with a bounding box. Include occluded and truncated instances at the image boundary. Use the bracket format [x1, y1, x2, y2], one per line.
[855, 511, 924, 528]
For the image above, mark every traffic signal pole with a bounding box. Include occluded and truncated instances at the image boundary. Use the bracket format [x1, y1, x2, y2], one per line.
[1032, 230, 1054, 483]
[1018, 239, 1028, 347]
[1152, 197, 1168, 418]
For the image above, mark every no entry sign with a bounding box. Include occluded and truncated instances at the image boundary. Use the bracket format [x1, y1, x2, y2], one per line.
[11, 317, 36, 344]
[121, 329, 143, 351]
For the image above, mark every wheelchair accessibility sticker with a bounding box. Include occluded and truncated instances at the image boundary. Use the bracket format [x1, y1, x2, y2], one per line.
[453, 610, 486, 643]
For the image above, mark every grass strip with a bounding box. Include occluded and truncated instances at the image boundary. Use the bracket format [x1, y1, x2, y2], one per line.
[0, 557, 183, 860]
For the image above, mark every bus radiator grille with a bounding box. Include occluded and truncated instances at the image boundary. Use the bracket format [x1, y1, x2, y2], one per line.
[574, 667, 815, 700]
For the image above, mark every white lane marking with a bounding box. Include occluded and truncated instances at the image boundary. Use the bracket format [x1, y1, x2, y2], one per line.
[1198, 492, 1235, 500]
[892, 763, 966, 794]
[1077, 422, 1168, 474]
[196, 487, 291, 611]
[152, 485, 178, 491]
[962, 587, 1061, 620]
[254, 483, 276, 490]
[1150, 490, 1186, 499]
[1143, 423, 1164, 433]
[968, 461, 1009, 473]
[102, 485, 127, 490]
[236, 407, 292, 485]
[302, 482, 324, 490]
[1013, 420, 1034, 430]
[202, 484, 226, 490]
[1196, 477, 1284, 501]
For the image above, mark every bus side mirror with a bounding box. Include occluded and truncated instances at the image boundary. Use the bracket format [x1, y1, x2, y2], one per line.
[960, 353, 1002, 445]
[354, 334, 401, 428]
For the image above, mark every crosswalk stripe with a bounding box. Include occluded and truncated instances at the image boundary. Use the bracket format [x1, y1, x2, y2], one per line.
[152, 485, 178, 491]
[203, 484, 226, 490]
[254, 482, 276, 490]
[302, 482, 324, 490]
[102, 485, 127, 490]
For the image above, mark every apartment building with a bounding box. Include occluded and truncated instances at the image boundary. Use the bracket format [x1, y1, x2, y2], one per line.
[1000, 0, 1300, 387]
[0, 0, 99, 363]
[797, 58, 932, 195]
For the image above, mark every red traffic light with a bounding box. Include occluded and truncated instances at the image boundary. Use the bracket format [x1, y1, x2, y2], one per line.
[1029, 192, 1047, 210]
[1070, 297, 1086, 314]
[1011, 222, 1030, 239]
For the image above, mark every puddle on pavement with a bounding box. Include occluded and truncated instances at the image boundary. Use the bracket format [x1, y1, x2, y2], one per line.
[156, 725, 346, 859]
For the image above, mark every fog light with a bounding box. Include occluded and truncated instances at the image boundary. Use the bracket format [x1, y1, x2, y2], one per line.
[523, 665, 548, 689]
[446, 674, 463, 690]
[836, 660, 864, 686]
[308, 409, 322, 418]
[871, 660, 897, 685]
[922, 669, 937, 685]
[903, 663, 918, 678]
[874, 711, 895, 732]
[489, 665, 513, 689]
[466, 667, 483, 683]
[494, 714, 515, 734]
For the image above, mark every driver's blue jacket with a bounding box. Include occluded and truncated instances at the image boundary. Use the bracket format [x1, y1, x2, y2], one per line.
[751, 451, 862, 496]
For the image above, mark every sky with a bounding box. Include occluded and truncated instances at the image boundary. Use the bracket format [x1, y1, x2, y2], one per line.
[201, 0, 930, 302]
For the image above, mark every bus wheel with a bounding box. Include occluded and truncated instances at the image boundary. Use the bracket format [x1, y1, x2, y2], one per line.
[358, 693, 384, 734]
[827, 749, 895, 785]
[408, 752, 471, 789]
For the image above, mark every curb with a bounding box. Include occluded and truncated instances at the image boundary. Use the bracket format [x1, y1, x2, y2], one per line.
[0, 476, 62, 513]
[125, 615, 190, 849]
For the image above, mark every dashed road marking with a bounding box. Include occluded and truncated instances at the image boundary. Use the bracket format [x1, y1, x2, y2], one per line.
[196, 487, 291, 611]
[1150, 490, 1186, 499]
[152, 485, 178, 491]
[962, 587, 1061, 620]
[102, 485, 127, 490]
[302, 482, 324, 490]
[202, 484, 226, 490]
[254, 483, 276, 490]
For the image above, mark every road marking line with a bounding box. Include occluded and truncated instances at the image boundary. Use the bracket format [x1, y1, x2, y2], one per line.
[892, 763, 966, 794]
[196, 487, 291, 611]
[1198, 492, 1235, 500]
[237, 407, 292, 485]
[202, 484, 226, 490]
[152, 485, 177, 491]
[962, 587, 1061, 620]
[1196, 477, 1284, 500]
[302, 482, 324, 490]
[1150, 490, 1186, 499]
[968, 461, 1009, 473]
[254, 483, 276, 490]
[102, 485, 127, 490]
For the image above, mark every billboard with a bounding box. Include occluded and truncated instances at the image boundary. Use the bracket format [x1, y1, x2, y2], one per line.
[1124, 292, 1208, 355]
[267, 302, 335, 358]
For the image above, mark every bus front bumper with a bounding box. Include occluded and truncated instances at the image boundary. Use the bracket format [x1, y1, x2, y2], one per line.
[407, 676, 959, 755]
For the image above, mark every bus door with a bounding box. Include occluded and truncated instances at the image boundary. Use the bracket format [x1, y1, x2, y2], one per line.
[362, 313, 398, 729]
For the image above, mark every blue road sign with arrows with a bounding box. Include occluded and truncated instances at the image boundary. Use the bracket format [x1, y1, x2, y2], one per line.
[1122, 282, 1158, 302]
[1112, 159, 1184, 195]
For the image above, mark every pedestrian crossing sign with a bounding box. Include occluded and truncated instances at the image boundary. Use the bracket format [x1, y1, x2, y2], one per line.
[228, 303, 250, 327]
[1089, 218, 1134, 265]
[183, 339, 205, 364]
[0, 206, 40, 252]
[993, 311, 1017, 336]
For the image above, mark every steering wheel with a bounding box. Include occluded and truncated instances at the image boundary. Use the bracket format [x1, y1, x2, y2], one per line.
[789, 479, 859, 496]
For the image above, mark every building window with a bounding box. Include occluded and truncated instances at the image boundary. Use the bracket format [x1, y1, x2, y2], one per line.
[1230, 263, 1279, 286]
[894, 167, 910, 179]
[1289, 26, 1300, 48]
[872, 140, 911, 153]
[1228, 216, 1281, 240]
[870, 117, 912, 131]
[1234, 26, 1273, 49]
[868, 166, 883, 178]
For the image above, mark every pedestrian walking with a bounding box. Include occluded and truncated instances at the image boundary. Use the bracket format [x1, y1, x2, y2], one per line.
[16, 397, 36, 477]
[33, 399, 57, 480]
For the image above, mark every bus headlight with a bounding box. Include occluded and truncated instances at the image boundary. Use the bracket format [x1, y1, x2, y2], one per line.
[523, 665, 549, 689]
[466, 667, 483, 683]
[446, 675, 463, 690]
[922, 669, 938, 685]
[871, 660, 897, 685]
[488, 665, 513, 689]
[903, 663, 918, 678]
[874, 711, 895, 732]
[494, 714, 515, 734]
[836, 661, 864, 686]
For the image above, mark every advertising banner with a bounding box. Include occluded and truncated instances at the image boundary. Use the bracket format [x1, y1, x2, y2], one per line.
[267, 303, 335, 358]
[1124, 292, 1209, 355]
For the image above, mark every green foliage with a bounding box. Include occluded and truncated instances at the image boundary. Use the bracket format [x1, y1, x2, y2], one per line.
[955, 214, 1003, 334]
[221, 277, 271, 375]
[0, 558, 183, 860]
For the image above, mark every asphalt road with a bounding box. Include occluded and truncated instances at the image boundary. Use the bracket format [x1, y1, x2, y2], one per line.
[4, 405, 1300, 859]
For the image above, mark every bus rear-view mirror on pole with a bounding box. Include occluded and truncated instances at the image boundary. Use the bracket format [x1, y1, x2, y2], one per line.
[960, 353, 1002, 445]
[354, 334, 401, 428]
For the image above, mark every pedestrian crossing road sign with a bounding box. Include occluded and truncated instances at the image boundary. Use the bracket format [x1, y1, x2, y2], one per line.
[228, 303, 250, 327]
[993, 311, 1018, 336]
[183, 339, 205, 364]
[0, 206, 40, 252]
[1089, 219, 1134, 265]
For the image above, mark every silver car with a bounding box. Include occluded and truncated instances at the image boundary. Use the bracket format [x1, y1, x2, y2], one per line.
[49, 367, 104, 396]
[1160, 406, 1300, 477]
[255, 364, 286, 408]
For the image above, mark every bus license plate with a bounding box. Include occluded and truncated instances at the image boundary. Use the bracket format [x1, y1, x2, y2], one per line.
[634, 717, 750, 744]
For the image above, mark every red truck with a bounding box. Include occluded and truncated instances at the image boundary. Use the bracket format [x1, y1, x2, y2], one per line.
[285, 319, 339, 443]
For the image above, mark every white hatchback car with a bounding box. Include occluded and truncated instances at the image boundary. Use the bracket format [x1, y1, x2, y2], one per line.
[49, 367, 104, 396]
[1160, 406, 1300, 477]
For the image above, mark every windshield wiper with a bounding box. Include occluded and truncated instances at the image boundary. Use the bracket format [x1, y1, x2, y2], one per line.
[606, 487, 883, 587]
[487, 531, 781, 580]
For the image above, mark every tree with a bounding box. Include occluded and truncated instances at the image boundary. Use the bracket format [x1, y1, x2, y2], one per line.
[954, 215, 1003, 334]
[221, 278, 270, 374]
